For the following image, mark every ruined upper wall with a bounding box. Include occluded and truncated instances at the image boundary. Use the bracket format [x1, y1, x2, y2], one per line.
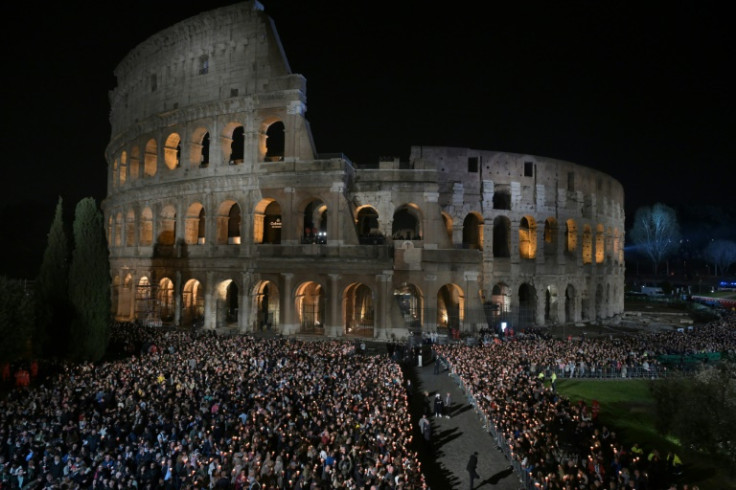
[108, 1, 292, 137]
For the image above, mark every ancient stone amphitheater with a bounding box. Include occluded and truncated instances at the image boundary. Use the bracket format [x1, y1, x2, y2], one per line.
[102, 1, 625, 338]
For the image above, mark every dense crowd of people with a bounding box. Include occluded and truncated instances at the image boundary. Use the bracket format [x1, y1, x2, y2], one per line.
[435, 312, 736, 489]
[1, 326, 426, 489]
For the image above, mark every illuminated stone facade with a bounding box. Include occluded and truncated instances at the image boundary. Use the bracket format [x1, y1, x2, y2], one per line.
[103, 1, 625, 338]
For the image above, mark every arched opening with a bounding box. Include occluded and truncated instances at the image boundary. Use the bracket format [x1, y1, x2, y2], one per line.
[158, 205, 176, 246]
[462, 213, 483, 250]
[437, 284, 464, 334]
[595, 224, 605, 264]
[200, 132, 210, 167]
[487, 283, 511, 333]
[493, 216, 511, 257]
[253, 281, 280, 332]
[119, 151, 127, 185]
[493, 187, 511, 210]
[518, 283, 537, 330]
[302, 200, 327, 244]
[125, 209, 136, 247]
[229, 126, 244, 164]
[182, 279, 204, 327]
[216, 280, 239, 328]
[392, 204, 422, 240]
[441, 212, 453, 243]
[185, 203, 206, 245]
[129, 146, 140, 180]
[543, 218, 557, 258]
[157, 277, 175, 324]
[164, 133, 181, 170]
[134, 277, 152, 322]
[114, 212, 123, 247]
[344, 283, 374, 336]
[565, 284, 576, 324]
[566, 219, 578, 257]
[582, 224, 593, 264]
[139, 207, 153, 246]
[393, 283, 423, 331]
[296, 281, 324, 334]
[356, 206, 383, 244]
[545, 285, 558, 324]
[254, 199, 282, 244]
[216, 201, 241, 245]
[519, 216, 537, 259]
[144, 138, 157, 177]
[265, 121, 285, 162]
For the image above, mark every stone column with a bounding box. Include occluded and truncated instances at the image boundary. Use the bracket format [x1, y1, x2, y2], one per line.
[281, 273, 296, 334]
[238, 271, 252, 333]
[203, 271, 216, 330]
[174, 270, 182, 327]
[327, 273, 342, 337]
[463, 271, 481, 334]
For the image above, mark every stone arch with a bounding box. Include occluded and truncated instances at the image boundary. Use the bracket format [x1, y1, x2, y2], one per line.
[595, 224, 605, 264]
[394, 282, 423, 331]
[125, 209, 136, 247]
[119, 151, 127, 185]
[564, 284, 576, 324]
[265, 121, 285, 162]
[191, 127, 210, 167]
[302, 199, 327, 243]
[135, 276, 153, 322]
[356, 206, 383, 244]
[158, 205, 176, 246]
[493, 216, 511, 257]
[215, 279, 239, 328]
[185, 202, 206, 245]
[158, 277, 175, 323]
[296, 281, 324, 334]
[129, 146, 140, 180]
[518, 283, 537, 329]
[519, 215, 537, 259]
[489, 283, 511, 332]
[216, 200, 241, 245]
[543, 217, 558, 258]
[462, 212, 483, 250]
[437, 283, 464, 332]
[565, 219, 578, 256]
[144, 138, 158, 177]
[344, 282, 374, 336]
[227, 124, 245, 165]
[254, 198, 282, 244]
[392, 203, 422, 240]
[441, 212, 453, 243]
[545, 284, 559, 324]
[163, 132, 181, 170]
[582, 224, 593, 264]
[252, 280, 280, 332]
[182, 278, 204, 327]
[140, 207, 153, 246]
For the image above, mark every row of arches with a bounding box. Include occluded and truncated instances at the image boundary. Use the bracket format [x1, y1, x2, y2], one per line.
[111, 121, 286, 188]
[112, 273, 619, 333]
[108, 198, 622, 263]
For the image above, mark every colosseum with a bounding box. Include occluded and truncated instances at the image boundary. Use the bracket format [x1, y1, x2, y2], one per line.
[103, 1, 625, 339]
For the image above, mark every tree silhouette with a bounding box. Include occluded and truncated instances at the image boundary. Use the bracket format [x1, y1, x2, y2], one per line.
[629, 203, 681, 275]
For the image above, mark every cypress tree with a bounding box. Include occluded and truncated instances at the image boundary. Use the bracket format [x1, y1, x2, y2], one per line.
[68, 197, 111, 361]
[34, 196, 71, 358]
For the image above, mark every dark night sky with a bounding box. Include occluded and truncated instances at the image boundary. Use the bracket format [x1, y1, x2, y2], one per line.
[1, 1, 733, 278]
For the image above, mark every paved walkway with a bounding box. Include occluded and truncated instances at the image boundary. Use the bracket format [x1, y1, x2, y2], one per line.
[408, 356, 525, 490]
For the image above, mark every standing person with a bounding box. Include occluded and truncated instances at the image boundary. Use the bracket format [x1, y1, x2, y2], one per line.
[444, 391, 452, 418]
[418, 414, 431, 443]
[433, 393, 444, 418]
[467, 451, 480, 490]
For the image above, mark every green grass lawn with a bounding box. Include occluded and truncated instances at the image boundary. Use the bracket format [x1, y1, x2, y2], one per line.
[557, 379, 735, 490]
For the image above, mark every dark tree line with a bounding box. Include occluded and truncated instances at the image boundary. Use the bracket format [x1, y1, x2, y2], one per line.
[0, 196, 110, 363]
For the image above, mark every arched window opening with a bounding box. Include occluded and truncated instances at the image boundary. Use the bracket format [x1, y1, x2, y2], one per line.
[519, 216, 537, 259]
[254, 200, 282, 244]
[344, 283, 374, 335]
[164, 133, 181, 170]
[158, 205, 176, 246]
[437, 284, 464, 333]
[582, 225, 593, 264]
[296, 282, 324, 334]
[564, 284, 575, 324]
[595, 224, 605, 264]
[392, 205, 421, 240]
[119, 151, 127, 186]
[545, 285, 558, 324]
[357, 207, 383, 244]
[144, 139, 157, 177]
[518, 283, 537, 330]
[140, 207, 153, 246]
[216, 280, 239, 327]
[158, 278, 175, 323]
[253, 281, 280, 332]
[185, 203, 205, 245]
[125, 209, 136, 247]
[565, 219, 578, 256]
[229, 126, 244, 165]
[441, 212, 453, 243]
[216, 201, 241, 245]
[200, 132, 210, 167]
[134, 277, 153, 322]
[265, 121, 285, 162]
[544, 218, 557, 258]
[303, 200, 327, 244]
[493, 216, 511, 258]
[182, 279, 204, 327]
[129, 146, 140, 180]
[114, 212, 123, 247]
[462, 213, 483, 250]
